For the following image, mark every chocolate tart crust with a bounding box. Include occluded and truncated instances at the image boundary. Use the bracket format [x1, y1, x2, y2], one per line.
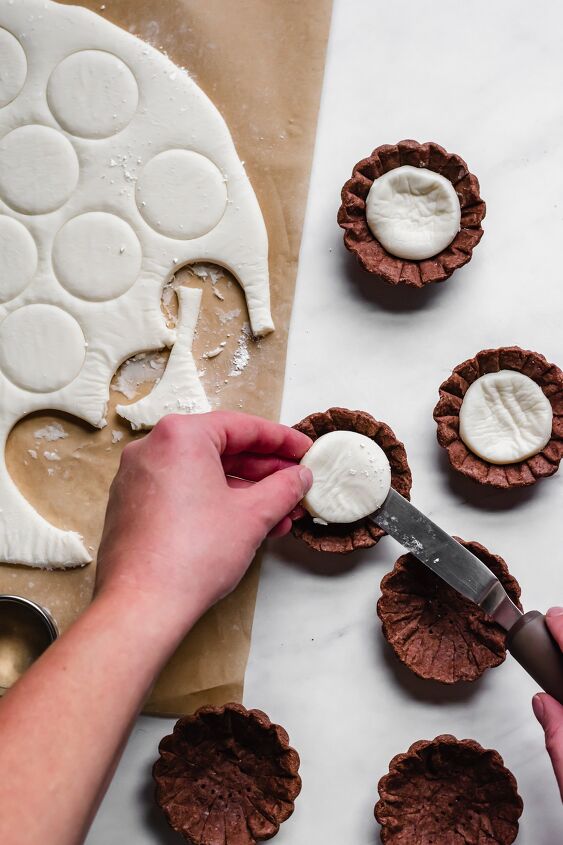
[434, 346, 563, 488]
[153, 703, 301, 845]
[375, 735, 523, 845]
[292, 407, 412, 553]
[338, 139, 486, 288]
[377, 538, 522, 683]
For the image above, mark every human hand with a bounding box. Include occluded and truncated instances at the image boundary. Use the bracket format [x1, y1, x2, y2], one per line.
[95, 411, 312, 632]
[532, 607, 563, 801]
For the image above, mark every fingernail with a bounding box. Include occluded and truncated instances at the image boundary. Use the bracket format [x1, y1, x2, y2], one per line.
[298, 466, 313, 490]
[547, 607, 563, 618]
[532, 693, 545, 725]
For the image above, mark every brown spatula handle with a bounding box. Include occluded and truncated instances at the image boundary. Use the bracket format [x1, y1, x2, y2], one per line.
[506, 611, 563, 704]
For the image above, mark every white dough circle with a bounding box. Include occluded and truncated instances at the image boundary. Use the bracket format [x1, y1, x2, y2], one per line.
[0, 125, 79, 215]
[0, 304, 86, 393]
[47, 50, 138, 139]
[300, 430, 391, 524]
[0, 28, 27, 107]
[136, 149, 228, 239]
[365, 165, 461, 260]
[0, 216, 37, 301]
[459, 370, 553, 464]
[53, 212, 142, 301]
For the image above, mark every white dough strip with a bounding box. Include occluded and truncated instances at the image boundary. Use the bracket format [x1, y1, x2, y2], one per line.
[116, 287, 211, 430]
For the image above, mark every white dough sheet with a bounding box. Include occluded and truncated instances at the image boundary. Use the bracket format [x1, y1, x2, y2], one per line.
[0, 0, 272, 568]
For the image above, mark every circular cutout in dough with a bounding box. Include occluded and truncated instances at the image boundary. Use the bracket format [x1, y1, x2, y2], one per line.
[0, 304, 86, 393]
[0, 216, 37, 301]
[300, 430, 391, 524]
[0, 125, 79, 215]
[47, 50, 139, 139]
[365, 165, 461, 260]
[136, 149, 228, 239]
[53, 212, 142, 301]
[0, 28, 27, 107]
[459, 370, 553, 464]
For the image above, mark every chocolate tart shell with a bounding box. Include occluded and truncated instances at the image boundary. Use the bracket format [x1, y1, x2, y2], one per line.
[434, 346, 563, 488]
[377, 538, 522, 683]
[153, 703, 301, 845]
[292, 407, 412, 553]
[375, 735, 523, 845]
[338, 139, 485, 288]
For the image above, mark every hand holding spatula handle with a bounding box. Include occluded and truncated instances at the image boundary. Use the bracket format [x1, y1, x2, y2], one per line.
[507, 611, 563, 704]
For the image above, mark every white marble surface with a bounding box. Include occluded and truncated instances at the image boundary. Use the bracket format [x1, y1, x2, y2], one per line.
[87, 0, 563, 841]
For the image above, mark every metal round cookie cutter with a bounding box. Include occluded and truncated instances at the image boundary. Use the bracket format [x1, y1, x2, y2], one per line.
[0, 595, 58, 695]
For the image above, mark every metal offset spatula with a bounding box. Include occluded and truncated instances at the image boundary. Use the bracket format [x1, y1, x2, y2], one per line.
[369, 488, 563, 703]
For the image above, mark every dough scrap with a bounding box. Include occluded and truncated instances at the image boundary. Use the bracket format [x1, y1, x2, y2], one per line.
[459, 370, 552, 464]
[0, 0, 272, 568]
[365, 165, 460, 260]
[300, 430, 391, 524]
[116, 287, 211, 430]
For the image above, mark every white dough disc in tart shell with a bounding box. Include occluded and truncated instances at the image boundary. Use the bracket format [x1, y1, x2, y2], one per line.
[300, 430, 391, 524]
[459, 370, 553, 465]
[365, 165, 461, 260]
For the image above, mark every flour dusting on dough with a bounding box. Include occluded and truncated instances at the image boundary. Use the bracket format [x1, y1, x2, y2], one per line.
[108, 152, 140, 184]
[230, 323, 252, 377]
[43, 451, 61, 461]
[34, 423, 68, 442]
[112, 352, 167, 400]
[189, 263, 226, 286]
[161, 285, 178, 326]
[217, 308, 241, 325]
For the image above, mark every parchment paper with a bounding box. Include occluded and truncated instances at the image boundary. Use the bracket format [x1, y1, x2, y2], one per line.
[0, 0, 332, 714]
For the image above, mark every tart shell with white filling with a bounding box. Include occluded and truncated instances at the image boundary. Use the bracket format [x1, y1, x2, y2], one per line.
[434, 346, 563, 488]
[338, 139, 485, 288]
[292, 407, 412, 553]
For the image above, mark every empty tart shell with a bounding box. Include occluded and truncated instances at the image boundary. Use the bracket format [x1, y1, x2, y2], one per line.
[153, 703, 301, 845]
[434, 346, 563, 488]
[375, 735, 523, 845]
[338, 139, 486, 288]
[292, 407, 412, 553]
[377, 538, 522, 683]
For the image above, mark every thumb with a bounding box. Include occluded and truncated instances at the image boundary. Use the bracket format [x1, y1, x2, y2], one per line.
[546, 607, 563, 648]
[533, 693, 563, 800]
[245, 464, 312, 534]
